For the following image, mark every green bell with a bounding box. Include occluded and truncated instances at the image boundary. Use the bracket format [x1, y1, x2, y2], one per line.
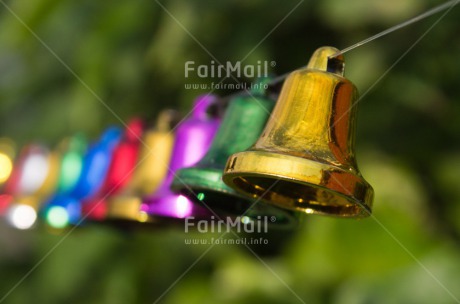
[171, 79, 298, 229]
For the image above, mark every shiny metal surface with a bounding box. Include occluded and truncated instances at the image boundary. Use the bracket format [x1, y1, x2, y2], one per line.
[223, 46, 374, 218]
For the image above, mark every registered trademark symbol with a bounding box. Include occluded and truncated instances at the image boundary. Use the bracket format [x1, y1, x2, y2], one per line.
[270, 61, 276, 67]
[270, 216, 276, 222]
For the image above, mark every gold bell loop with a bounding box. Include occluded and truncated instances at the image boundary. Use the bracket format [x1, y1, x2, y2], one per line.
[223, 46, 374, 218]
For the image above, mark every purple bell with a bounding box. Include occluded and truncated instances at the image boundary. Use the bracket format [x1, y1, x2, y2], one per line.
[140, 95, 220, 220]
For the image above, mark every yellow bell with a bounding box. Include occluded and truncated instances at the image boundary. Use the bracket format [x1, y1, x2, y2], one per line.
[124, 111, 177, 195]
[106, 110, 176, 222]
[223, 46, 373, 218]
[0, 137, 15, 186]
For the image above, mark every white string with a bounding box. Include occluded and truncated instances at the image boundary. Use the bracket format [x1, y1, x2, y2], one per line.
[266, 0, 459, 87]
[331, 0, 460, 58]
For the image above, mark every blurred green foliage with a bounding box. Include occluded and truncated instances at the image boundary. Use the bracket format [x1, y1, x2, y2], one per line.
[1, 0, 460, 303]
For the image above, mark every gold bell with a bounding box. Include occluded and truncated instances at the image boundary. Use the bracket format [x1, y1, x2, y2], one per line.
[223, 46, 374, 218]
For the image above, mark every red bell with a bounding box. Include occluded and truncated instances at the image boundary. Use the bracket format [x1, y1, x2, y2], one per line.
[81, 119, 144, 221]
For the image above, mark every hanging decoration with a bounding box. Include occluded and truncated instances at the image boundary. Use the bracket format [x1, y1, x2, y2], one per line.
[106, 110, 177, 223]
[223, 47, 374, 218]
[140, 95, 220, 222]
[81, 119, 143, 221]
[171, 78, 298, 228]
[42, 134, 87, 229]
[0, 49, 376, 231]
[2, 0, 460, 232]
[5, 144, 59, 229]
[41, 127, 122, 228]
[0, 47, 376, 230]
[0, 138, 16, 215]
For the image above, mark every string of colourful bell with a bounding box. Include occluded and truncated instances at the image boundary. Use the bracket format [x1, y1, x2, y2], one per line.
[0, 46, 374, 231]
